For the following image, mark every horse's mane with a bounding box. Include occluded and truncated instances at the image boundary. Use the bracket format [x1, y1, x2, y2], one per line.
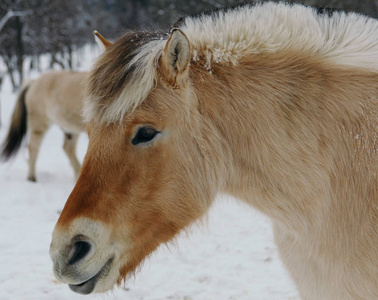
[84, 2, 378, 124]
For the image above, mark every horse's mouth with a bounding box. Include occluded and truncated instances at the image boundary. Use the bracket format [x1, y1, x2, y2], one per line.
[68, 257, 113, 294]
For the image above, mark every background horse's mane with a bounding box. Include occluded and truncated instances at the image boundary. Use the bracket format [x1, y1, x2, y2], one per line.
[84, 2, 378, 124]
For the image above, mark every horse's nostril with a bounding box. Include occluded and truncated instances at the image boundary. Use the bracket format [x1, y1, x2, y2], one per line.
[68, 241, 92, 265]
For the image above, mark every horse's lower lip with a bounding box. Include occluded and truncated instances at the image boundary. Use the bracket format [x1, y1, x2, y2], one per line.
[68, 257, 113, 294]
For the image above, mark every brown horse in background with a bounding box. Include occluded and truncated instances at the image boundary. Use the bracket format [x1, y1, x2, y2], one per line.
[50, 3, 377, 299]
[1, 71, 86, 181]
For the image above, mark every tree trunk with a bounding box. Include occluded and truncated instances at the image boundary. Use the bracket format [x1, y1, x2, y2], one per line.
[15, 16, 24, 88]
[0, 75, 2, 128]
[3, 56, 17, 92]
[67, 44, 73, 70]
[50, 52, 66, 69]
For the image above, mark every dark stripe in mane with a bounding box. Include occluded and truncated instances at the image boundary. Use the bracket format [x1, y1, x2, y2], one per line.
[315, 6, 342, 17]
[86, 31, 164, 108]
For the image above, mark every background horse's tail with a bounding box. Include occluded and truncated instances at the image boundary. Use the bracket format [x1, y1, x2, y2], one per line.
[0, 79, 34, 161]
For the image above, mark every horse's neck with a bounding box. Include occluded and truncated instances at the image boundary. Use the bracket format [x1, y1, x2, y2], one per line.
[193, 57, 377, 233]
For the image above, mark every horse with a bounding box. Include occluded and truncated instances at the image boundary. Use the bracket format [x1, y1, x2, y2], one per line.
[49, 3, 378, 299]
[0, 70, 86, 182]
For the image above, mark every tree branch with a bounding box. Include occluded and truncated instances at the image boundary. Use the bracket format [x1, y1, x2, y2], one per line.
[0, 10, 30, 33]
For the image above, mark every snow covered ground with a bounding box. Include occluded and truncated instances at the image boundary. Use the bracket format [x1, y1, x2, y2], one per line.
[0, 48, 299, 300]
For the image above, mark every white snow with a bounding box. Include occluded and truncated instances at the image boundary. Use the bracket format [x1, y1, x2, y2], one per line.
[0, 47, 299, 300]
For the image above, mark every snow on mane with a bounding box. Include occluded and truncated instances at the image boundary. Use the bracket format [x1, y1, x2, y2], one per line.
[84, 2, 378, 124]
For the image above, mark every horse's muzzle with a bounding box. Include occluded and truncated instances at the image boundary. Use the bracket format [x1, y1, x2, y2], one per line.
[49, 218, 120, 294]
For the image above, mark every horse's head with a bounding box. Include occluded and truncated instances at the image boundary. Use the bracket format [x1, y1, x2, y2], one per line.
[49, 29, 225, 294]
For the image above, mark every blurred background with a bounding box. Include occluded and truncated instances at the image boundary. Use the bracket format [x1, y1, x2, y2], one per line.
[1, 0, 378, 92]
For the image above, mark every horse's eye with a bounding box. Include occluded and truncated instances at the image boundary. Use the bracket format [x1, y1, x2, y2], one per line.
[132, 127, 159, 145]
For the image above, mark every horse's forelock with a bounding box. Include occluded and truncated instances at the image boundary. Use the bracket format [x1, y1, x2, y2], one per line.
[83, 31, 166, 124]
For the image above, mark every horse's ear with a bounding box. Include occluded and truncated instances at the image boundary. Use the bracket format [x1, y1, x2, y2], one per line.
[160, 28, 190, 87]
[93, 30, 113, 51]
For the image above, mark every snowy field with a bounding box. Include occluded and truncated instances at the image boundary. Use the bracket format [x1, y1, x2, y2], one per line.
[0, 47, 299, 300]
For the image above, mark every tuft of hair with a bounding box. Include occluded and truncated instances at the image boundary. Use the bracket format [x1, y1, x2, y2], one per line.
[84, 2, 378, 124]
[83, 31, 166, 124]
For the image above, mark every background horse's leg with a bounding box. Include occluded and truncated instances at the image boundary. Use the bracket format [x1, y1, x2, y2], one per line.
[27, 127, 48, 182]
[63, 132, 81, 181]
